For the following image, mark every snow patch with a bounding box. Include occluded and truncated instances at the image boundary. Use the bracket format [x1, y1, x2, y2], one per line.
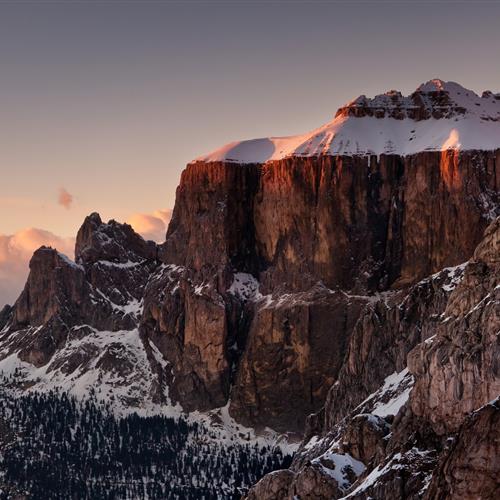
[312, 452, 366, 491]
[228, 273, 261, 301]
[57, 252, 84, 270]
[339, 453, 404, 499]
[358, 368, 414, 418]
[96, 259, 146, 269]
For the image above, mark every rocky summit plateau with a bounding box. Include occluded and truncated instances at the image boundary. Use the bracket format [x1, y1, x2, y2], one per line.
[0, 79, 499, 499]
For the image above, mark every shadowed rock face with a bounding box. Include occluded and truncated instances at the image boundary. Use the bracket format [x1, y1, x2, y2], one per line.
[0, 305, 12, 331]
[75, 212, 157, 265]
[321, 263, 457, 431]
[229, 288, 366, 431]
[159, 163, 259, 275]
[1, 218, 159, 370]
[13, 247, 87, 328]
[0, 149, 498, 437]
[246, 217, 499, 499]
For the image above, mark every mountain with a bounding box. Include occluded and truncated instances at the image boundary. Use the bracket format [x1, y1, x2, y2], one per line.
[195, 79, 500, 162]
[0, 79, 499, 499]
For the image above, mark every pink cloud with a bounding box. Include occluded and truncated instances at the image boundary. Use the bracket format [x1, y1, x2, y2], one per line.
[0, 228, 74, 307]
[127, 209, 172, 242]
[58, 188, 73, 210]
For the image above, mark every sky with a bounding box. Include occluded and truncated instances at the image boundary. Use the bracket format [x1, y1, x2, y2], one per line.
[0, 0, 500, 305]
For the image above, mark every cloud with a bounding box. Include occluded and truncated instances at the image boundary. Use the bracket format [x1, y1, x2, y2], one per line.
[58, 188, 73, 210]
[0, 228, 74, 307]
[127, 209, 172, 242]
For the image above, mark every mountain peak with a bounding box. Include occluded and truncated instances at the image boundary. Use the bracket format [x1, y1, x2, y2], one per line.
[75, 213, 157, 265]
[418, 78, 453, 92]
[334, 79, 489, 121]
[416, 78, 471, 94]
[194, 79, 500, 164]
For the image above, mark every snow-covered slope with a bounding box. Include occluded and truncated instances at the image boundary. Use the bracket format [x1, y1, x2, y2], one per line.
[194, 79, 500, 163]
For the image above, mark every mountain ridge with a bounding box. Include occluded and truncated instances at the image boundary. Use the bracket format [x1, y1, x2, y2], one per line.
[194, 79, 500, 163]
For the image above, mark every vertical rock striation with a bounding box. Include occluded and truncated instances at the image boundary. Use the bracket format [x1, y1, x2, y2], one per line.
[140, 149, 497, 431]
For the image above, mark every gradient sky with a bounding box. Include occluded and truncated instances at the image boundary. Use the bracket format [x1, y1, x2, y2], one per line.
[1, 0, 500, 239]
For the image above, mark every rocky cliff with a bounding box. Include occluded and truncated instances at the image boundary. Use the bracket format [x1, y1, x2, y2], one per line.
[0, 79, 499, 498]
[246, 217, 499, 499]
[1, 148, 496, 431]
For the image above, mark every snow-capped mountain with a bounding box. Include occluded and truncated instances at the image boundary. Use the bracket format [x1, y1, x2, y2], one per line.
[0, 79, 499, 499]
[194, 79, 500, 162]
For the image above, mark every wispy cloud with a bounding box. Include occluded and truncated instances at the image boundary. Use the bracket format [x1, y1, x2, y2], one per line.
[58, 188, 73, 210]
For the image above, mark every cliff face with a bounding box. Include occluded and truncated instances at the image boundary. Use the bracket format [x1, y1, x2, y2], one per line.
[139, 149, 498, 431]
[254, 151, 496, 290]
[0, 149, 497, 436]
[167, 151, 496, 292]
[408, 217, 500, 434]
[246, 216, 500, 499]
[425, 399, 500, 500]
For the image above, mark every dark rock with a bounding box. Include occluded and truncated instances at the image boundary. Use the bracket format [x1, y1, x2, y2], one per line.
[75, 212, 157, 265]
[13, 247, 88, 328]
[0, 304, 12, 330]
[230, 287, 366, 432]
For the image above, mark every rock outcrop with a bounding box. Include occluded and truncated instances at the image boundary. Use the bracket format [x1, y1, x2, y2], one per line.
[0, 217, 161, 406]
[247, 217, 499, 499]
[335, 80, 486, 121]
[75, 212, 157, 265]
[425, 399, 500, 500]
[408, 217, 500, 434]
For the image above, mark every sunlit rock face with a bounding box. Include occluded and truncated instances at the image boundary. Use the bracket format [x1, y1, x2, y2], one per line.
[162, 150, 498, 292]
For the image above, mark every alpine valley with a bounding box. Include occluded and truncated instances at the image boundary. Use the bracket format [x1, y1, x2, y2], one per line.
[0, 79, 499, 499]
